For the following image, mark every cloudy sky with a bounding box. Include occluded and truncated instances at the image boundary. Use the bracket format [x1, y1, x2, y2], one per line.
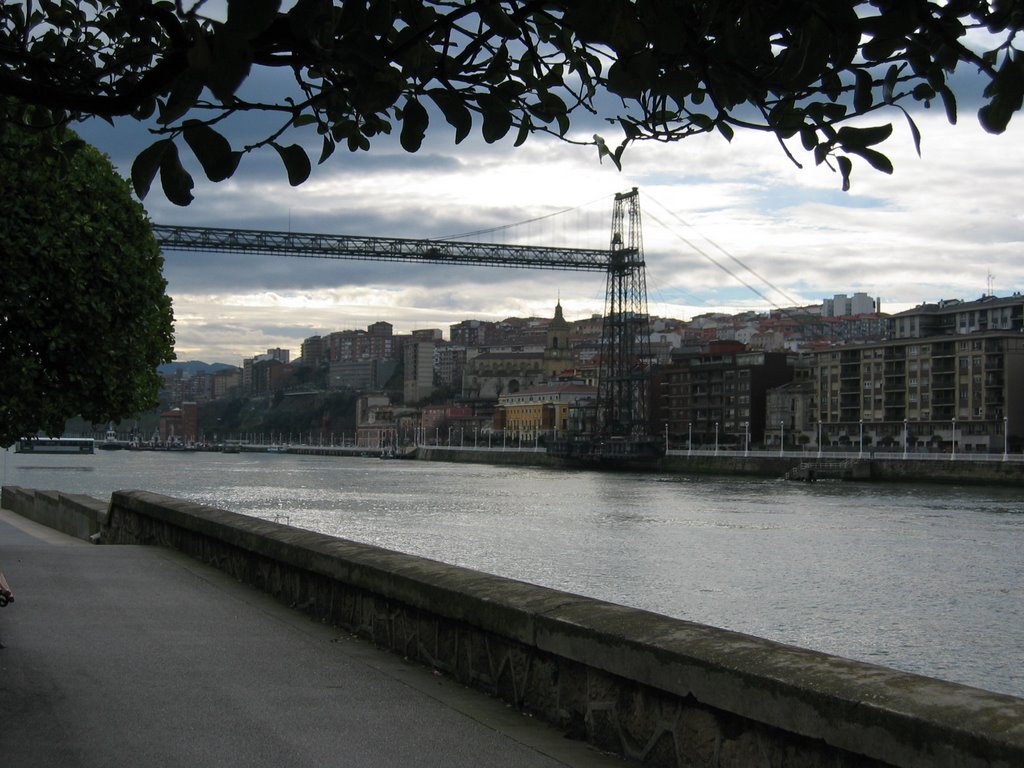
[77, 70, 1024, 366]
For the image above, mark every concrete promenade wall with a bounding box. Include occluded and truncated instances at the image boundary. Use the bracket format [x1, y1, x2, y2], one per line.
[5, 486, 1022, 767]
[1, 486, 108, 541]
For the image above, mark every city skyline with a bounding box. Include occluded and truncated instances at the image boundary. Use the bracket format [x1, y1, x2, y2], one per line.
[198, 290, 938, 369]
[77, 96, 1024, 364]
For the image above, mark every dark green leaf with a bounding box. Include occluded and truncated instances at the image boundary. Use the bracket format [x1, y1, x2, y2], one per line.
[979, 54, 1024, 134]
[272, 142, 311, 185]
[158, 142, 195, 206]
[837, 123, 894, 148]
[900, 107, 922, 156]
[847, 145, 894, 174]
[319, 135, 336, 164]
[478, 94, 513, 143]
[182, 121, 240, 182]
[514, 121, 530, 147]
[800, 126, 817, 152]
[690, 113, 714, 131]
[938, 84, 958, 124]
[399, 98, 429, 152]
[837, 155, 853, 191]
[205, 29, 253, 102]
[427, 89, 472, 144]
[979, 98, 1016, 134]
[883, 64, 899, 103]
[594, 134, 622, 171]
[854, 69, 874, 113]
[131, 139, 170, 199]
[555, 112, 570, 137]
[912, 83, 936, 102]
[158, 73, 203, 125]
[477, 2, 519, 38]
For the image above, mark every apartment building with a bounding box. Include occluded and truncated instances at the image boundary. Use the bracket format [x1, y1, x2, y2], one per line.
[823, 292, 879, 317]
[812, 295, 1024, 452]
[403, 338, 437, 404]
[656, 342, 797, 448]
[815, 334, 1024, 452]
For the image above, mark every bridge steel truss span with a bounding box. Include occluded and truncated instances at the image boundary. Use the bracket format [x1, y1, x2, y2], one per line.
[150, 225, 611, 273]
[153, 188, 654, 441]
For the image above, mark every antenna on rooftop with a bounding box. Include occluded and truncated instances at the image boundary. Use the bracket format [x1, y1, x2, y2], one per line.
[987, 270, 995, 296]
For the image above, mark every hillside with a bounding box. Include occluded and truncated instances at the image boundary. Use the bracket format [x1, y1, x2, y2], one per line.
[158, 361, 237, 377]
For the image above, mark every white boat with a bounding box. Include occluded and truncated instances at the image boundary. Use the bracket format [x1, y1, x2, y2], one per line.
[99, 427, 127, 451]
[15, 437, 95, 454]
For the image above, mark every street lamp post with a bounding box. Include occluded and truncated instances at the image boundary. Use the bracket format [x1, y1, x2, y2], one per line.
[714, 422, 719, 455]
[817, 420, 822, 458]
[1003, 415, 1008, 461]
[860, 419, 865, 459]
[902, 418, 908, 460]
[951, 417, 957, 460]
[744, 421, 749, 456]
[779, 420, 784, 456]
[688, 422, 692, 456]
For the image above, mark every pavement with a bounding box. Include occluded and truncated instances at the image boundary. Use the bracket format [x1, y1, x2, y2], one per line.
[0, 508, 622, 768]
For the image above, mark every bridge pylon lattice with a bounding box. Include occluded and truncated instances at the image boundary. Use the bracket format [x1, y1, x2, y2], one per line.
[596, 187, 654, 439]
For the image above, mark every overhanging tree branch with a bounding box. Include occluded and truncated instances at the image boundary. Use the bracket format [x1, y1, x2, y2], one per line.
[2, 0, 1021, 204]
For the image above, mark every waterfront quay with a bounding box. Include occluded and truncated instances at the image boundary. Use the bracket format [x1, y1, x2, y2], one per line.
[2, 487, 1023, 768]
[207, 435, 1024, 485]
[0, 504, 618, 768]
[410, 444, 1024, 485]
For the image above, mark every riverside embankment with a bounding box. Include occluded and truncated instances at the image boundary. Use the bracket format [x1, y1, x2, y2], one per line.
[414, 446, 1024, 485]
[4, 485, 1023, 768]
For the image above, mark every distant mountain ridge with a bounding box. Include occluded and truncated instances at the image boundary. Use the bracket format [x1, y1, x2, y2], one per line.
[158, 361, 237, 377]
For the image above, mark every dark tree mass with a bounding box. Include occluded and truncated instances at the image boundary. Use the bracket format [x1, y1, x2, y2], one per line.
[2, 1, 1022, 205]
[0, 105, 176, 445]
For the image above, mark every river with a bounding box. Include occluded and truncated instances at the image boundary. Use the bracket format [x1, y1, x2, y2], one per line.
[3, 448, 1022, 699]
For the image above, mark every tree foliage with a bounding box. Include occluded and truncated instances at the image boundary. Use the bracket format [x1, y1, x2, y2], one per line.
[2, 1, 1022, 204]
[0, 104, 176, 445]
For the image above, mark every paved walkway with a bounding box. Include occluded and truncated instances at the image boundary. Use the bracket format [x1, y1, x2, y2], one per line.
[0, 509, 621, 768]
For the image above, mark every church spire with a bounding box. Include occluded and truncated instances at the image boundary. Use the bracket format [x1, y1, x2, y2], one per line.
[553, 298, 565, 324]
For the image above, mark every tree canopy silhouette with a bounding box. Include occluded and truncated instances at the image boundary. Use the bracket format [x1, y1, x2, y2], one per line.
[2, 1, 1021, 204]
[0, 104, 175, 444]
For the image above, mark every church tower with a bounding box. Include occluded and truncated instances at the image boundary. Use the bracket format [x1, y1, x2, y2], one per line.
[544, 300, 571, 378]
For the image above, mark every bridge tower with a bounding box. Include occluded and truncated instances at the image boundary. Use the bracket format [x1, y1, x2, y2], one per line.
[596, 188, 654, 439]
